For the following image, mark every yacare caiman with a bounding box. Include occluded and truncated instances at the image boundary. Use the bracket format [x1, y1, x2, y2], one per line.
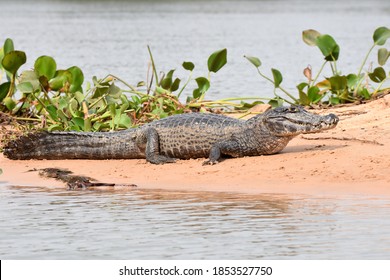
[4, 106, 339, 165]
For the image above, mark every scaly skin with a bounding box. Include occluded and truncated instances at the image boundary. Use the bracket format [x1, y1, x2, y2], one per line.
[3, 106, 339, 164]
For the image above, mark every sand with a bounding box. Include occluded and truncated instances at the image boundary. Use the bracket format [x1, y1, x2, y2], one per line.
[1, 94, 390, 196]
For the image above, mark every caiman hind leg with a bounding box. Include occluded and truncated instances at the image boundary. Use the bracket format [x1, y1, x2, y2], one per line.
[203, 140, 241, 165]
[144, 127, 177, 164]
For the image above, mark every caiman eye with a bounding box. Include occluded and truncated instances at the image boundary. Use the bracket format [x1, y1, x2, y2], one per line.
[289, 106, 298, 113]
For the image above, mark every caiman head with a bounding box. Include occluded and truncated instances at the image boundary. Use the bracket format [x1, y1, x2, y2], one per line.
[262, 106, 339, 136]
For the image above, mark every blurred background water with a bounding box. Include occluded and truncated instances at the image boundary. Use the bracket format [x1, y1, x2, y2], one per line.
[1, 0, 389, 100]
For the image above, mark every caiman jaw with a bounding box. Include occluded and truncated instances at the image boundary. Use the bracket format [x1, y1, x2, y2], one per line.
[304, 113, 339, 133]
[264, 110, 339, 136]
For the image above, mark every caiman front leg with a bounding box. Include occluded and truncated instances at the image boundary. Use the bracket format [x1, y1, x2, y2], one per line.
[144, 127, 176, 164]
[203, 140, 242, 165]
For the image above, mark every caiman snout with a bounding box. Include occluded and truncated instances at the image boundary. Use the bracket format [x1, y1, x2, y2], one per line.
[324, 113, 339, 125]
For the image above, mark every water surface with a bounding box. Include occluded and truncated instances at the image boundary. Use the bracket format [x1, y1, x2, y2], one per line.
[1, 185, 390, 259]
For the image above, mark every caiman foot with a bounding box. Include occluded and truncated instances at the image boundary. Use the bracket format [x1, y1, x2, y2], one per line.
[147, 155, 177, 165]
[202, 159, 219, 166]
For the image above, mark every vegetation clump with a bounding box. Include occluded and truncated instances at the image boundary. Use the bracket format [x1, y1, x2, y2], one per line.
[245, 26, 390, 106]
[0, 26, 389, 138]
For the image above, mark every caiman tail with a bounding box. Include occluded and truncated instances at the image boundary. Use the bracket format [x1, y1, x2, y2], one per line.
[3, 130, 144, 160]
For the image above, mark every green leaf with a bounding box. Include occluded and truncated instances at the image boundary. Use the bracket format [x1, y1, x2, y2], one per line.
[316, 35, 340, 61]
[328, 75, 347, 91]
[118, 113, 132, 129]
[346, 73, 359, 88]
[0, 168, 2, 175]
[19, 70, 41, 92]
[3, 38, 14, 55]
[71, 117, 84, 130]
[182, 61, 195, 71]
[73, 91, 85, 104]
[207, 48, 227, 73]
[34, 56, 57, 80]
[307, 86, 322, 103]
[1, 50, 26, 75]
[46, 104, 59, 121]
[48, 124, 64, 132]
[192, 77, 210, 99]
[271, 68, 283, 88]
[107, 83, 122, 99]
[244, 55, 261, 68]
[373, 26, 390, 46]
[17, 82, 34, 94]
[298, 91, 310, 105]
[296, 82, 309, 91]
[0, 82, 11, 102]
[67, 66, 84, 93]
[49, 70, 72, 91]
[268, 98, 283, 108]
[359, 88, 371, 100]
[171, 78, 181, 92]
[378, 48, 390, 66]
[160, 77, 172, 90]
[3, 97, 16, 110]
[302, 29, 321, 46]
[368, 67, 386, 83]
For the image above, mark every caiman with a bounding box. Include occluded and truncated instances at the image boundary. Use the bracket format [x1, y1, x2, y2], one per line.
[3, 106, 339, 164]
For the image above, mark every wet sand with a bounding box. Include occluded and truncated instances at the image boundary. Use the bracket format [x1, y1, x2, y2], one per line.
[1, 94, 390, 196]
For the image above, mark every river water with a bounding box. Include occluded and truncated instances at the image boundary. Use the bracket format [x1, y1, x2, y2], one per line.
[1, 0, 390, 259]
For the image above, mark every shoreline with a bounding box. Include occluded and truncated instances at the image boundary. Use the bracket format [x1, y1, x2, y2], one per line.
[1, 95, 390, 196]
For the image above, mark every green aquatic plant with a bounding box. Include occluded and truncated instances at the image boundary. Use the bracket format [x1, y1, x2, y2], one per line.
[1, 39, 250, 132]
[245, 26, 390, 106]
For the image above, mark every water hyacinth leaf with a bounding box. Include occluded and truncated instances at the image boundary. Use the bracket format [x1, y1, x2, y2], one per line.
[373, 26, 390, 46]
[34, 56, 57, 80]
[3, 97, 16, 110]
[298, 91, 310, 105]
[108, 83, 121, 98]
[19, 70, 41, 92]
[315, 79, 331, 89]
[368, 67, 386, 83]
[160, 76, 172, 90]
[307, 86, 322, 103]
[271, 68, 283, 88]
[171, 78, 181, 92]
[378, 48, 390, 66]
[359, 88, 371, 99]
[68, 98, 80, 117]
[73, 91, 84, 104]
[182, 61, 195, 71]
[1, 50, 26, 75]
[268, 98, 284, 108]
[316, 35, 340, 61]
[17, 82, 34, 94]
[193, 77, 210, 98]
[346, 73, 359, 88]
[296, 82, 309, 91]
[67, 66, 84, 93]
[46, 104, 59, 121]
[166, 69, 175, 79]
[72, 117, 85, 130]
[328, 75, 347, 91]
[58, 97, 68, 110]
[302, 29, 321, 46]
[244, 55, 261, 68]
[0, 82, 11, 102]
[3, 38, 14, 55]
[49, 70, 72, 91]
[208, 48, 227, 73]
[117, 113, 132, 129]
